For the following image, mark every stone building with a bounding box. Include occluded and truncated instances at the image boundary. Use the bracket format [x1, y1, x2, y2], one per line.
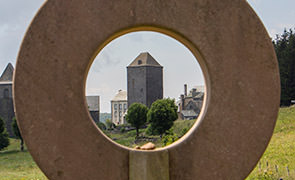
[0, 63, 100, 135]
[0, 63, 15, 137]
[178, 84, 204, 120]
[86, 96, 100, 123]
[127, 52, 163, 108]
[111, 90, 127, 125]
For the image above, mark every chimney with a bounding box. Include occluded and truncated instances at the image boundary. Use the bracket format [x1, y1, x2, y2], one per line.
[184, 84, 187, 97]
[180, 94, 185, 110]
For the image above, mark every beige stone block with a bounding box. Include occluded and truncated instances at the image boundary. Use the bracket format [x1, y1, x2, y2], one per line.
[130, 150, 169, 180]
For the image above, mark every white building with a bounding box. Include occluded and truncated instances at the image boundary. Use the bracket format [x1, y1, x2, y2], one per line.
[111, 90, 127, 125]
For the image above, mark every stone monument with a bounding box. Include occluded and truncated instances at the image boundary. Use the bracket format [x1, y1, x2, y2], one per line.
[14, 0, 280, 179]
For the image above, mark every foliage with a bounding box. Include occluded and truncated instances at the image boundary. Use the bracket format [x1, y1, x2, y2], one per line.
[273, 28, 295, 106]
[147, 98, 178, 136]
[249, 169, 277, 180]
[172, 119, 196, 136]
[162, 128, 179, 146]
[0, 116, 9, 151]
[12, 117, 24, 151]
[125, 103, 148, 137]
[96, 122, 106, 131]
[105, 119, 114, 130]
[120, 127, 126, 133]
[1, 108, 295, 179]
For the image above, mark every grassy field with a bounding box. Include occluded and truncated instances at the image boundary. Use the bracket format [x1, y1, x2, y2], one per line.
[104, 119, 196, 148]
[0, 139, 47, 180]
[0, 107, 294, 180]
[246, 106, 295, 180]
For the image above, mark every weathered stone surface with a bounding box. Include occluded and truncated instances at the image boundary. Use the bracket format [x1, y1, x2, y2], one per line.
[130, 150, 169, 180]
[14, 0, 280, 180]
[140, 142, 156, 150]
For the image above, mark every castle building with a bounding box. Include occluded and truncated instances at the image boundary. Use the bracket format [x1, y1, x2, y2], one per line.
[86, 96, 100, 123]
[127, 52, 163, 108]
[0, 63, 100, 135]
[111, 90, 127, 125]
[0, 63, 15, 137]
[178, 84, 204, 120]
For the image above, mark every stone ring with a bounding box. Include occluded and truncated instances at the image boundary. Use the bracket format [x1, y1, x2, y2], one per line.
[14, 0, 280, 179]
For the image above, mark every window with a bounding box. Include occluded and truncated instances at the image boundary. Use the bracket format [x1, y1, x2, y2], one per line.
[114, 111, 117, 117]
[138, 60, 142, 65]
[114, 104, 117, 110]
[124, 104, 127, 111]
[119, 111, 122, 117]
[119, 104, 122, 110]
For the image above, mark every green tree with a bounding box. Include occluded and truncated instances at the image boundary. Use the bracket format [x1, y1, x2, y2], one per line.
[105, 119, 113, 130]
[147, 98, 178, 137]
[0, 117, 9, 151]
[273, 28, 295, 106]
[162, 128, 179, 146]
[12, 117, 24, 151]
[125, 103, 148, 137]
[96, 122, 106, 131]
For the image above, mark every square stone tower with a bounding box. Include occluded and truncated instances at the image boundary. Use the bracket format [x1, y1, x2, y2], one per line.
[127, 52, 163, 108]
[0, 63, 15, 137]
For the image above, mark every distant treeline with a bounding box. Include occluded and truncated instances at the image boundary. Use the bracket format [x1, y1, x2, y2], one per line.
[273, 28, 295, 106]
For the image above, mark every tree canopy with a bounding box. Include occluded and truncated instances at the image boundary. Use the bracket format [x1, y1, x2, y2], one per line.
[147, 98, 178, 136]
[125, 103, 148, 137]
[12, 117, 24, 151]
[273, 28, 295, 106]
[0, 117, 9, 151]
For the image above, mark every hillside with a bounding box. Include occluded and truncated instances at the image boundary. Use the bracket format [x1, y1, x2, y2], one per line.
[246, 106, 295, 180]
[0, 107, 294, 180]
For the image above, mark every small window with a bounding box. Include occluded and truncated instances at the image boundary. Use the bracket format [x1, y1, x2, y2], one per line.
[114, 104, 117, 110]
[119, 111, 122, 117]
[114, 111, 117, 117]
[138, 60, 142, 65]
[124, 104, 127, 110]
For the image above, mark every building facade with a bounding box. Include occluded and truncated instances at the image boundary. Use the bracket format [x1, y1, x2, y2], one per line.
[178, 84, 204, 120]
[111, 90, 127, 125]
[0, 63, 100, 136]
[127, 52, 163, 108]
[0, 63, 15, 137]
[86, 96, 100, 123]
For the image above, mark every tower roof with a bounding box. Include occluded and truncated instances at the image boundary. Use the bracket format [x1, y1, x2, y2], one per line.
[111, 90, 127, 101]
[0, 63, 14, 82]
[127, 52, 162, 67]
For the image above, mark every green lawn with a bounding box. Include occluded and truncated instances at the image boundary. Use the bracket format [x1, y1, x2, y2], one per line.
[0, 107, 294, 180]
[246, 106, 295, 180]
[0, 139, 47, 180]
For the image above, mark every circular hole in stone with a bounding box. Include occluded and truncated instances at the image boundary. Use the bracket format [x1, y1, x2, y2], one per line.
[85, 30, 206, 149]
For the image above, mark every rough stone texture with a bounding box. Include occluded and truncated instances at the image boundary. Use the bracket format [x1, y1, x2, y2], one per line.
[127, 52, 163, 108]
[0, 63, 14, 81]
[14, 0, 280, 180]
[140, 142, 156, 150]
[130, 150, 169, 180]
[0, 63, 15, 137]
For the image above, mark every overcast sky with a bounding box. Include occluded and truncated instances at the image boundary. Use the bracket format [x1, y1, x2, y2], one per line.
[0, 0, 294, 112]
